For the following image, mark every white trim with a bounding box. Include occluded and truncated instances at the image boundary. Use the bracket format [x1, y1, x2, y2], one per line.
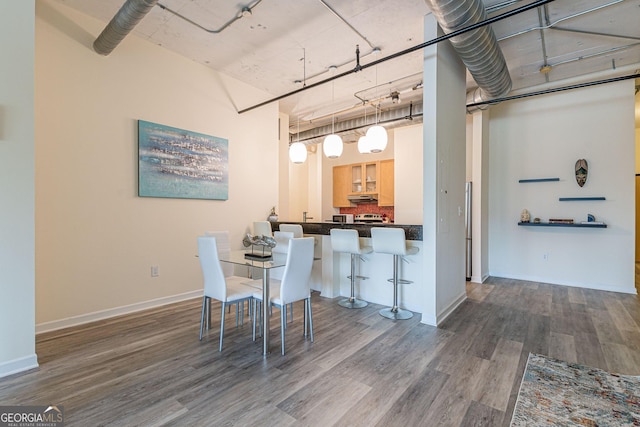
[0, 354, 38, 379]
[420, 313, 437, 326]
[36, 290, 202, 334]
[488, 272, 637, 295]
[436, 291, 467, 325]
[470, 273, 489, 284]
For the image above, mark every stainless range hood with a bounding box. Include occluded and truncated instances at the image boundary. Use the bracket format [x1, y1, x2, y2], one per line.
[347, 194, 378, 203]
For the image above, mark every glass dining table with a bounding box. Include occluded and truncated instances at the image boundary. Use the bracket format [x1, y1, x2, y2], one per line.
[219, 250, 287, 356]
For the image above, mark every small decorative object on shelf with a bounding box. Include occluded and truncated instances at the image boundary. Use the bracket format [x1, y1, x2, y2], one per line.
[575, 159, 588, 187]
[580, 213, 604, 225]
[520, 209, 531, 223]
[267, 206, 278, 222]
[533, 217, 541, 224]
[549, 218, 574, 224]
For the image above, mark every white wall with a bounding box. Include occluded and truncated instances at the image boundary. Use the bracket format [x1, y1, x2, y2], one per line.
[395, 124, 424, 225]
[35, 0, 279, 329]
[0, 0, 38, 378]
[489, 80, 636, 293]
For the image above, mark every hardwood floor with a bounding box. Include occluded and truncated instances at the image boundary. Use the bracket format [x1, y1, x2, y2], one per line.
[2, 277, 640, 426]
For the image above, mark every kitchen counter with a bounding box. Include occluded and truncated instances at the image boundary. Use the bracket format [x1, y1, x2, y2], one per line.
[272, 222, 422, 241]
[271, 221, 424, 315]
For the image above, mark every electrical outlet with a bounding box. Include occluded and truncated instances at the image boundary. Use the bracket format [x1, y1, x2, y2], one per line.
[151, 265, 159, 277]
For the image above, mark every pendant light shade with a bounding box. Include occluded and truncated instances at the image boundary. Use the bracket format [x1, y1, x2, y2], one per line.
[366, 125, 388, 153]
[289, 142, 307, 164]
[323, 134, 343, 158]
[357, 135, 371, 154]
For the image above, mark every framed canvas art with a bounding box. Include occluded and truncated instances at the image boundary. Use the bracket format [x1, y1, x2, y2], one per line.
[138, 120, 228, 200]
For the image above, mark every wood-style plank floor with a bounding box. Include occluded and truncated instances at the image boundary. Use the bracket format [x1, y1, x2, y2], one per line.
[2, 277, 640, 426]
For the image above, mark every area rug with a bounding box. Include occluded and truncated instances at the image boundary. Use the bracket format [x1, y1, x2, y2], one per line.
[511, 353, 640, 426]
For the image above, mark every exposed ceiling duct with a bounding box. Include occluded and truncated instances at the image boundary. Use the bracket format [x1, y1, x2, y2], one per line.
[293, 103, 424, 147]
[93, 0, 159, 56]
[424, 0, 512, 105]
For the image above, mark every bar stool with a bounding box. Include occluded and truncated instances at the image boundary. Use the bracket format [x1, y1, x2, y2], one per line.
[371, 227, 419, 320]
[330, 228, 372, 309]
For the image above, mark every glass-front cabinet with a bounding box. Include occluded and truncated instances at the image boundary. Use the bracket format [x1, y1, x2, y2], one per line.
[351, 162, 378, 194]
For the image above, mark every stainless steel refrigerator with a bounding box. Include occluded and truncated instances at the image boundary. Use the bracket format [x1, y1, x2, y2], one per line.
[465, 182, 472, 281]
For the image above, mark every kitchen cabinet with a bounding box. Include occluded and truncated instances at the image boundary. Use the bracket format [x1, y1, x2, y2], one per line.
[378, 159, 394, 206]
[332, 165, 351, 207]
[333, 160, 394, 207]
[351, 162, 378, 194]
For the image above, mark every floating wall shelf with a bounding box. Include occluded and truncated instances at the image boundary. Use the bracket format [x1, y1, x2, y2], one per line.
[518, 222, 607, 228]
[518, 178, 560, 183]
[559, 197, 606, 201]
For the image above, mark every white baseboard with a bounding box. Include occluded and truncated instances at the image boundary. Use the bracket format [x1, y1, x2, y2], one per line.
[436, 291, 467, 325]
[0, 354, 38, 379]
[488, 272, 637, 295]
[36, 290, 202, 334]
[470, 273, 489, 284]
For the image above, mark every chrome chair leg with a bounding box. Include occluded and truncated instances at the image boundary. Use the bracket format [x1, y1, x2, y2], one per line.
[199, 296, 207, 340]
[281, 303, 287, 355]
[219, 301, 226, 351]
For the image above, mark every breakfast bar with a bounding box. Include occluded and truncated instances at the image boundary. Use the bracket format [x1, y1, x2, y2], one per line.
[272, 221, 424, 315]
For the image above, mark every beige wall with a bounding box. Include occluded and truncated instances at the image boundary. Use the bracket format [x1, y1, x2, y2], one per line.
[35, 1, 279, 329]
[0, 0, 37, 377]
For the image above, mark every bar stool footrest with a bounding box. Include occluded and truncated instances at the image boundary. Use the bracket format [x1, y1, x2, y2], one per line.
[379, 307, 413, 320]
[338, 298, 368, 309]
[347, 275, 369, 281]
[386, 278, 413, 285]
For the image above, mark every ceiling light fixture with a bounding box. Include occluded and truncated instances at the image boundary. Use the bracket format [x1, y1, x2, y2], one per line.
[289, 117, 307, 163]
[358, 104, 371, 154]
[323, 67, 343, 159]
[391, 91, 400, 104]
[366, 63, 387, 153]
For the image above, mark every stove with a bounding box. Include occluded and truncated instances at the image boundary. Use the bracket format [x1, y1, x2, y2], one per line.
[354, 213, 383, 223]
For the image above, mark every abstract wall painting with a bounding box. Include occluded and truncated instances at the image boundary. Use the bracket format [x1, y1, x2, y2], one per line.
[138, 120, 228, 200]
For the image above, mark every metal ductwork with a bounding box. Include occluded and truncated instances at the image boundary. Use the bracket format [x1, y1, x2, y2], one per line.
[93, 0, 159, 56]
[293, 103, 423, 146]
[424, 0, 512, 105]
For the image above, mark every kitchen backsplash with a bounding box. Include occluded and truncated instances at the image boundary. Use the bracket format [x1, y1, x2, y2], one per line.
[340, 204, 395, 222]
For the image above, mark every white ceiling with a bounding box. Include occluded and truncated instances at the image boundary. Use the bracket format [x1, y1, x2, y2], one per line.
[54, 0, 640, 132]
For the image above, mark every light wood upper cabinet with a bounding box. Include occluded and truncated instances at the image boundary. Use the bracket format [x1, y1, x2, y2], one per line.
[333, 160, 394, 207]
[333, 165, 351, 207]
[351, 162, 378, 194]
[378, 159, 394, 206]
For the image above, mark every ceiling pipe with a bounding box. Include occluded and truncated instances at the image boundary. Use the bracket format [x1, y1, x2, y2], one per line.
[238, 0, 555, 114]
[156, 0, 264, 34]
[93, 0, 159, 56]
[424, 0, 512, 98]
[466, 72, 640, 110]
[293, 103, 423, 146]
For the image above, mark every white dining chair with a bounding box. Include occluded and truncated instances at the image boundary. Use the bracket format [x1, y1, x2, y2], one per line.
[253, 221, 273, 237]
[279, 224, 303, 238]
[252, 237, 315, 355]
[197, 235, 256, 351]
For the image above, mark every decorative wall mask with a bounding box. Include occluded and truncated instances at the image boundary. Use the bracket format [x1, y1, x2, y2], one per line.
[575, 159, 588, 187]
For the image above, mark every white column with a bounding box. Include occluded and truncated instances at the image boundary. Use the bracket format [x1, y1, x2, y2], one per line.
[0, 0, 37, 377]
[471, 110, 490, 283]
[421, 14, 468, 326]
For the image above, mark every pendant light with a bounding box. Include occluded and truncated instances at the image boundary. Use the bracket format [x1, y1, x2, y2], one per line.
[289, 116, 307, 163]
[366, 63, 387, 153]
[358, 104, 371, 154]
[323, 67, 343, 159]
